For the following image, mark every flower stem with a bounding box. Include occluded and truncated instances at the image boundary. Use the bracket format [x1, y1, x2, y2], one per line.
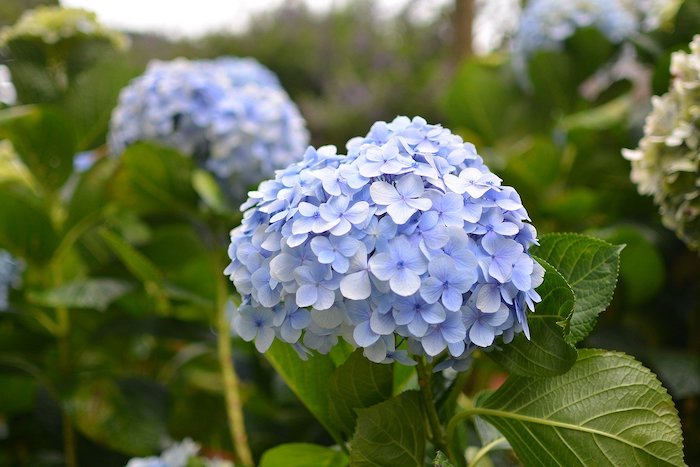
[468, 436, 505, 467]
[416, 358, 448, 455]
[215, 269, 253, 466]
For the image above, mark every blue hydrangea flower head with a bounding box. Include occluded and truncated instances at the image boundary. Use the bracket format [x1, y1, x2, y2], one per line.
[0, 250, 23, 311]
[125, 438, 230, 467]
[225, 116, 544, 369]
[108, 57, 309, 196]
[512, 0, 640, 78]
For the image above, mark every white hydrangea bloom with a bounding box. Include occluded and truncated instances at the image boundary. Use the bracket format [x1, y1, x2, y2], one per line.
[623, 35, 700, 250]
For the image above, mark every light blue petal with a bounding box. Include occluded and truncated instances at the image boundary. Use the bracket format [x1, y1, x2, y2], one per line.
[419, 277, 444, 304]
[476, 284, 502, 313]
[421, 329, 447, 356]
[369, 181, 400, 205]
[469, 322, 495, 347]
[354, 321, 380, 347]
[370, 310, 396, 335]
[340, 271, 371, 300]
[441, 288, 464, 312]
[421, 303, 446, 324]
[295, 284, 318, 308]
[368, 253, 396, 281]
[390, 268, 421, 296]
[255, 327, 275, 352]
[314, 287, 336, 310]
[387, 202, 416, 225]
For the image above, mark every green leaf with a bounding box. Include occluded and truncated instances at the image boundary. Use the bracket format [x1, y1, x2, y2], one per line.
[260, 443, 348, 467]
[0, 105, 76, 192]
[27, 278, 132, 311]
[558, 96, 631, 132]
[111, 142, 197, 215]
[442, 57, 516, 146]
[475, 349, 685, 467]
[0, 181, 58, 264]
[62, 59, 138, 151]
[66, 378, 169, 456]
[66, 157, 118, 228]
[487, 258, 577, 376]
[350, 391, 426, 467]
[265, 341, 341, 443]
[192, 169, 232, 214]
[98, 228, 168, 311]
[0, 374, 37, 414]
[328, 349, 393, 437]
[532, 234, 623, 344]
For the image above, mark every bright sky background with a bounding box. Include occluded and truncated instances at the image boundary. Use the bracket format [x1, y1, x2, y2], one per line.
[60, 0, 452, 38]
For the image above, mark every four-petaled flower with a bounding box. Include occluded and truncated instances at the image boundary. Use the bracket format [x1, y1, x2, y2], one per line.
[370, 174, 432, 224]
[369, 237, 428, 296]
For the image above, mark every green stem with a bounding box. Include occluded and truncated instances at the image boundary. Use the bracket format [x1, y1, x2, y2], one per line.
[57, 305, 78, 467]
[468, 437, 505, 467]
[416, 358, 448, 455]
[215, 266, 253, 466]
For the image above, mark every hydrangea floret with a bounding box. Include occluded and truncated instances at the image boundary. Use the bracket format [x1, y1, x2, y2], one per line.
[109, 57, 309, 194]
[225, 116, 544, 368]
[0, 65, 16, 106]
[0, 249, 23, 311]
[623, 35, 700, 251]
[0, 6, 127, 50]
[512, 0, 639, 75]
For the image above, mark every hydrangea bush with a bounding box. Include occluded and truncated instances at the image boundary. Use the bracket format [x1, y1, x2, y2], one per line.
[109, 57, 309, 195]
[623, 35, 700, 251]
[0, 249, 22, 311]
[0, 6, 127, 49]
[512, 0, 641, 76]
[225, 116, 544, 366]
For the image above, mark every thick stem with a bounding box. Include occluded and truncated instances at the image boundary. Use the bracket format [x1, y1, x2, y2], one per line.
[215, 271, 253, 466]
[416, 358, 448, 455]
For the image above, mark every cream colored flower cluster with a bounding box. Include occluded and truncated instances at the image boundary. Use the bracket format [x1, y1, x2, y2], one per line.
[623, 35, 700, 250]
[0, 6, 127, 50]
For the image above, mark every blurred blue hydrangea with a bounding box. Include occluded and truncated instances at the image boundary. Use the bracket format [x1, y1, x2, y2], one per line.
[125, 438, 232, 467]
[225, 116, 544, 369]
[0, 250, 23, 311]
[512, 0, 640, 77]
[109, 57, 309, 195]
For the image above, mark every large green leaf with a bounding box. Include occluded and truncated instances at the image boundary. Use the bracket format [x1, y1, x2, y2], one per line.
[0, 181, 58, 264]
[533, 234, 623, 344]
[442, 57, 516, 146]
[0, 105, 76, 192]
[475, 349, 685, 466]
[99, 228, 168, 311]
[328, 349, 393, 437]
[66, 157, 119, 228]
[487, 258, 576, 376]
[111, 142, 197, 215]
[62, 59, 138, 151]
[350, 391, 426, 467]
[260, 443, 348, 467]
[265, 341, 341, 443]
[27, 278, 132, 311]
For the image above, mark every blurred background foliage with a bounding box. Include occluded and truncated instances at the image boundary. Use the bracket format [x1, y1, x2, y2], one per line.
[0, 0, 699, 465]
